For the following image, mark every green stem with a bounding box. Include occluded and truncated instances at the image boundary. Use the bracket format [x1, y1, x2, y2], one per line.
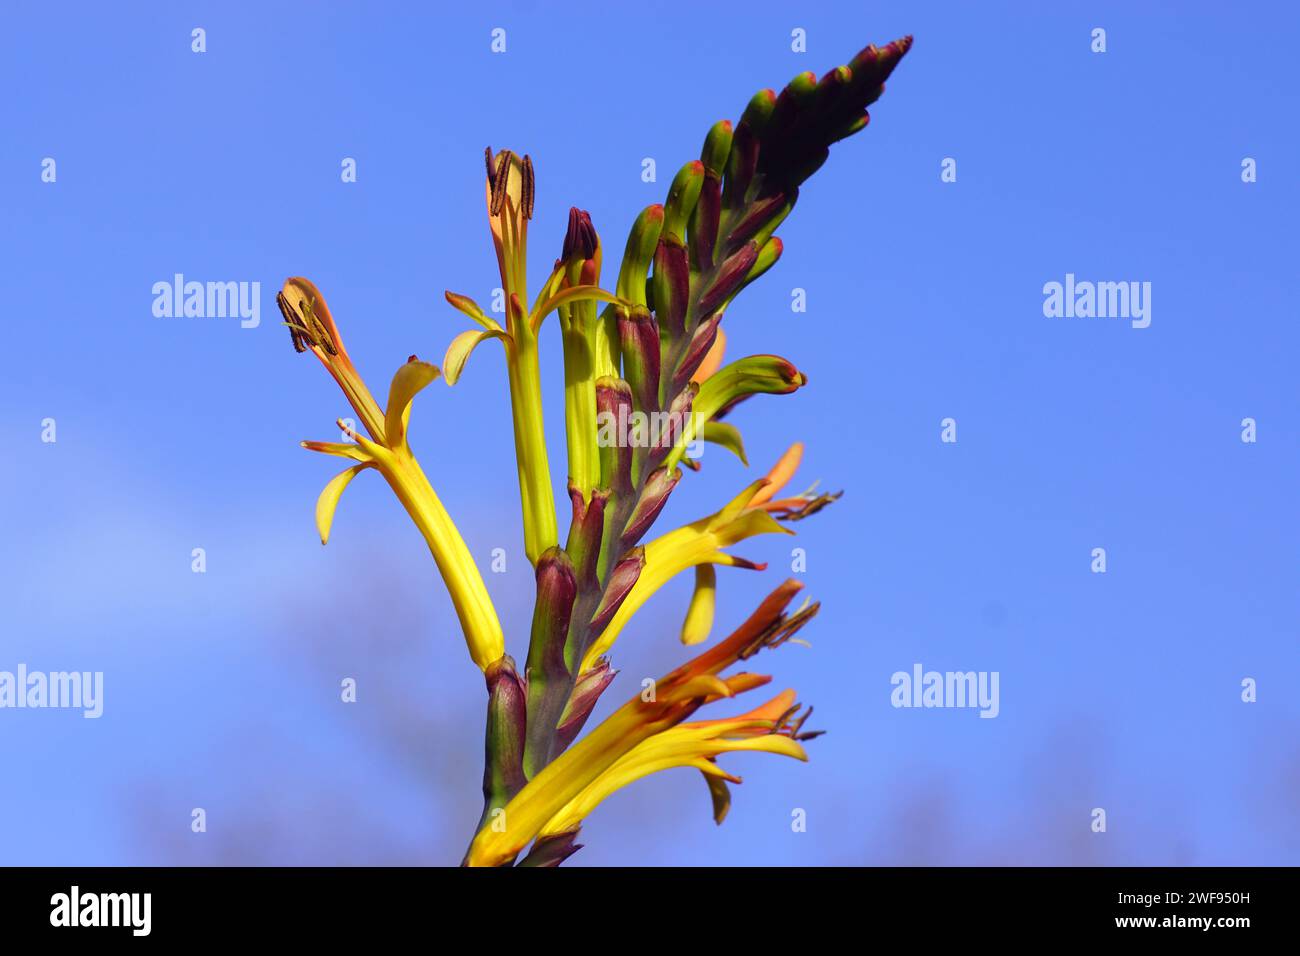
[506, 324, 558, 565]
[560, 308, 600, 500]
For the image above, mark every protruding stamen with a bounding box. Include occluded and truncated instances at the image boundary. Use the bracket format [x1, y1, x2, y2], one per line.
[277, 292, 308, 353]
[299, 296, 338, 356]
[521, 155, 535, 220]
[490, 149, 513, 216]
[278, 290, 338, 357]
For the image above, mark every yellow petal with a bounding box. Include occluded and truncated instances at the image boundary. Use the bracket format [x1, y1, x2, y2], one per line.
[681, 564, 717, 645]
[443, 327, 510, 385]
[301, 440, 371, 463]
[444, 291, 502, 332]
[529, 284, 622, 333]
[704, 771, 733, 823]
[384, 360, 440, 450]
[684, 689, 798, 730]
[718, 672, 774, 697]
[665, 674, 736, 704]
[700, 421, 747, 465]
[316, 463, 373, 545]
[750, 442, 804, 506]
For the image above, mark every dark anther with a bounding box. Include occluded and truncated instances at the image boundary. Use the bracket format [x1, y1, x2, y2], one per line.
[489, 150, 513, 216]
[521, 155, 535, 220]
[277, 292, 308, 353]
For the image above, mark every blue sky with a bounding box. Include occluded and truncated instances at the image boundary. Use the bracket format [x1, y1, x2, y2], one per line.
[1, 1, 1297, 865]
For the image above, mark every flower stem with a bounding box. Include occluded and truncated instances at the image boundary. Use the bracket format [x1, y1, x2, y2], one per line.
[506, 322, 558, 565]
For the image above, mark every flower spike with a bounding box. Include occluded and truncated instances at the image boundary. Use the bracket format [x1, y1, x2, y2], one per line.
[280, 33, 912, 866]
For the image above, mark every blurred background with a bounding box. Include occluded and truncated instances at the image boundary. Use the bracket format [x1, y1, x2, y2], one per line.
[1, 0, 1297, 865]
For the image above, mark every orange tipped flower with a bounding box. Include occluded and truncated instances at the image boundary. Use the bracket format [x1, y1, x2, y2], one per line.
[752, 441, 844, 520]
[278, 278, 385, 442]
[466, 581, 819, 867]
[538, 688, 818, 837]
[750, 441, 804, 506]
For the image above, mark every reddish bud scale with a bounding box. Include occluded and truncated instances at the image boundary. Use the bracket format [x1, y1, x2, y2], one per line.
[649, 383, 697, 467]
[565, 485, 609, 590]
[725, 190, 789, 253]
[617, 306, 662, 415]
[673, 314, 722, 391]
[481, 654, 528, 815]
[689, 174, 722, 273]
[518, 831, 584, 868]
[528, 550, 578, 678]
[651, 236, 690, 341]
[523, 549, 580, 777]
[696, 241, 759, 318]
[722, 123, 760, 211]
[589, 547, 645, 635]
[741, 236, 784, 291]
[595, 377, 635, 496]
[620, 467, 681, 550]
[553, 660, 618, 754]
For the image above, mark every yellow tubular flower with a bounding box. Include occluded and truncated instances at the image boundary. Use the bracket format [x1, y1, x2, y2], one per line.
[580, 445, 818, 672]
[487, 148, 557, 565]
[466, 580, 818, 867]
[284, 279, 505, 672]
[538, 689, 811, 837]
